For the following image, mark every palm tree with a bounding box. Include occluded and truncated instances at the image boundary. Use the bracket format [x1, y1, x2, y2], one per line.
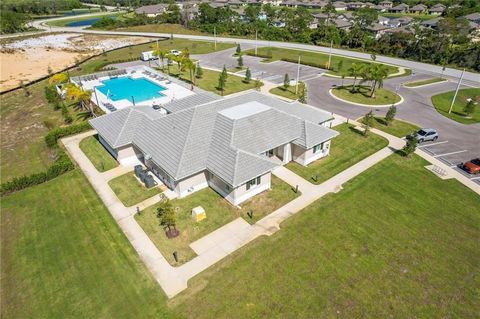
[366, 64, 388, 98]
[66, 84, 93, 115]
[153, 49, 168, 70]
[184, 58, 197, 89]
[348, 63, 363, 93]
[165, 53, 174, 75]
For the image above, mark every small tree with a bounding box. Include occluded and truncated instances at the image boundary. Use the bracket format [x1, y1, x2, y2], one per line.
[236, 43, 241, 55]
[244, 67, 252, 83]
[237, 54, 244, 68]
[222, 65, 228, 81]
[337, 60, 344, 74]
[403, 134, 417, 157]
[195, 63, 203, 78]
[218, 73, 226, 96]
[156, 199, 179, 238]
[254, 78, 262, 91]
[363, 110, 374, 137]
[464, 100, 475, 117]
[283, 73, 290, 90]
[385, 104, 396, 125]
[298, 85, 307, 103]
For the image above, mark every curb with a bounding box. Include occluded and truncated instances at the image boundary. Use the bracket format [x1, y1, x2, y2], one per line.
[329, 88, 404, 108]
[402, 79, 449, 89]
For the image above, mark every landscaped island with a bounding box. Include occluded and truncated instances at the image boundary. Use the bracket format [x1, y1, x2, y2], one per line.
[331, 85, 401, 106]
[431, 88, 480, 124]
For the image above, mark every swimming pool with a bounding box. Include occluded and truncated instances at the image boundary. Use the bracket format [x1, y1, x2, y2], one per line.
[96, 77, 166, 104]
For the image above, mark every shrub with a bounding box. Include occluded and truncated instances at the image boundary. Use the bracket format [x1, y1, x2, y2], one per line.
[45, 122, 91, 147]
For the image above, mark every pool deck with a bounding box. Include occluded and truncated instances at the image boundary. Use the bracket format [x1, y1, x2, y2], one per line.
[77, 65, 196, 113]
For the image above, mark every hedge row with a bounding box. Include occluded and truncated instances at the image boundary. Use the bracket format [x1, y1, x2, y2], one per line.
[1, 122, 92, 196]
[45, 122, 91, 147]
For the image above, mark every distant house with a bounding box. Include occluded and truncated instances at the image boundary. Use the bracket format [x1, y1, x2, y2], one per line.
[373, 4, 387, 12]
[330, 18, 352, 29]
[366, 22, 391, 39]
[378, 15, 390, 25]
[421, 17, 443, 29]
[389, 3, 409, 14]
[338, 12, 354, 21]
[379, 0, 393, 9]
[464, 12, 480, 24]
[333, 1, 347, 11]
[429, 3, 446, 15]
[135, 4, 168, 17]
[347, 1, 364, 10]
[410, 4, 427, 14]
[312, 12, 329, 23]
[390, 16, 413, 26]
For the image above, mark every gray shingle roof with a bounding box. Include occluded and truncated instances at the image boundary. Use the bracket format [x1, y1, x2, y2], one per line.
[162, 91, 220, 113]
[90, 91, 338, 186]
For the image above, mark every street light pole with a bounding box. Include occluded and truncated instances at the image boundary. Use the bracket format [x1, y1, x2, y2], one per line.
[295, 55, 301, 95]
[327, 39, 333, 70]
[214, 26, 217, 51]
[255, 30, 258, 56]
[448, 68, 465, 114]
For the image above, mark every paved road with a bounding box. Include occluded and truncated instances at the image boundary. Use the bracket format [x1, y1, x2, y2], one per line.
[190, 47, 479, 168]
[27, 17, 480, 86]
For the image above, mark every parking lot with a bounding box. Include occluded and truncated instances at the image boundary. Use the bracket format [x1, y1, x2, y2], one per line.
[418, 139, 480, 184]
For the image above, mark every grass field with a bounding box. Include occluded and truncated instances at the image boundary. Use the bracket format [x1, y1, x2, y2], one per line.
[1, 39, 234, 183]
[332, 85, 401, 105]
[431, 88, 480, 124]
[79, 135, 118, 172]
[0, 170, 178, 318]
[135, 176, 299, 265]
[109, 173, 162, 207]
[287, 124, 388, 184]
[174, 154, 480, 318]
[403, 77, 446, 87]
[360, 117, 419, 138]
[243, 47, 399, 76]
[165, 64, 261, 96]
[269, 82, 305, 100]
[0, 81, 87, 182]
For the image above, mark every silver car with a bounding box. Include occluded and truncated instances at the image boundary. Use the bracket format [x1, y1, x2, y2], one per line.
[413, 128, 438, 143]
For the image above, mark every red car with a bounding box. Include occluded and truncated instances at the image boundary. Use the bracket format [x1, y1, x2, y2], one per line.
[463, 158, 480, 175]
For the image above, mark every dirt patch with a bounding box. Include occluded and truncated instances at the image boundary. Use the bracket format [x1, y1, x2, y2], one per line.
[0, 33, 150, 92]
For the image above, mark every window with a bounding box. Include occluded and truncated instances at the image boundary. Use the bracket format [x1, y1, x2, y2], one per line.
[313, 142, 324, 153]
[246, 176, 261, 190]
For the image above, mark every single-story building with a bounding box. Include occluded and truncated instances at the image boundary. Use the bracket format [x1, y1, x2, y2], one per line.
[429, 4, 446, 15]
[90, 91, 338, 206]
[389, 3, 409, 13]
[410, 4, 427, 14]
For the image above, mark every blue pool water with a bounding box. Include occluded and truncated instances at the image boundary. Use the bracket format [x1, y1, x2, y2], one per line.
[97, 77, 166, 103]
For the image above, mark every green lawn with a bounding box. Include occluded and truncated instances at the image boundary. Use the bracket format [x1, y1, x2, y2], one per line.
[175, 154, 480, 318]
[46, 12, 121, 27]
[332, 85, 401, 105]
[79, 135, 118, 172]
[287, 124, 389, 184]
[269, 82, 305, 100]
[360, 117, 419, 138]
[135, 176, 299, 265]
[109, 173, 161, 207]
[243, 47, 399, 76]
[403, 77, 446, 87]
[431, 88, 480, 124]
[1, 170, 178, 318]
[164, 64, 261, 96]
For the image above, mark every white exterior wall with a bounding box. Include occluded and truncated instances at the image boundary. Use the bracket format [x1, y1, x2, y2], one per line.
[233, 172, 271, 206]
[117, 145, 140, 165]
[99, 135, 118, 158]
[292, 140, 332, 166]
[208, 171, 271, 206]
[175, 171, 209, 198]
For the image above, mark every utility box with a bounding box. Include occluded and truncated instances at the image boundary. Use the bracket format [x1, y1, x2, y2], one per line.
[134, 165, 143, 178]
[191, 206, 206, 222]
[144, 174, 157, 188]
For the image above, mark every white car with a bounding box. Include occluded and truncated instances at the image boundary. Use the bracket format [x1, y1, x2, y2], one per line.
[170, 49, 182, 56]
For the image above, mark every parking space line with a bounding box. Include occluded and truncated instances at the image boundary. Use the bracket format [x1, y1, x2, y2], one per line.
[418, 141, 449, 148]
[471, 176, 480, 180]
[433, 150, 468, 157]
